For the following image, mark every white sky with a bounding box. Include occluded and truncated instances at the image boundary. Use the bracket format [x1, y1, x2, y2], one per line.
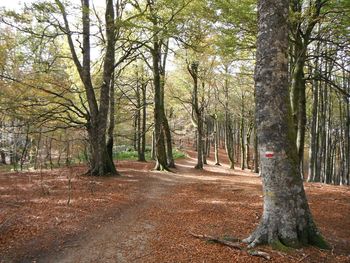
[0, 0, 178, 71]
[0, 0, 34, 10]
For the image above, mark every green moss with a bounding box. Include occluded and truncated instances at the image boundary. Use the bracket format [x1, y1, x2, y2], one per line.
[309, 233, 330, 250]
[271, 239, 293, 252]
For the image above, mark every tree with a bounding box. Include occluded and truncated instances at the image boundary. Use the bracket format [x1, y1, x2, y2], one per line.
[188, 61, 204, 169]
[243, 0, 328, 249]
[55, 0, 117, 176]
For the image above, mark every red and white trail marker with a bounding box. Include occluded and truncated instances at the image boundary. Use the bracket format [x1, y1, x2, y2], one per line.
[265, 151, 275, 158]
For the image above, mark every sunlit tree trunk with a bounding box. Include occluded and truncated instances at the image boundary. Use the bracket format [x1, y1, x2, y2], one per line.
[189, 61, 203, 169]
[244, 0, 328, 249]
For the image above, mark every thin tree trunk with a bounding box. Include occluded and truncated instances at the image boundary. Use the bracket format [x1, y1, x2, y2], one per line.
[214, 117, 220, 166]
[138, 76, 147, 162]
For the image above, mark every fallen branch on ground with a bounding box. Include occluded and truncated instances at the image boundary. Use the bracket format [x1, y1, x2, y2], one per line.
[189, 232, 271, 260]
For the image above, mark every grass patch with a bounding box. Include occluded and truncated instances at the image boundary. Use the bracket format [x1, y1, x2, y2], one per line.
[114, 148, 186, 161]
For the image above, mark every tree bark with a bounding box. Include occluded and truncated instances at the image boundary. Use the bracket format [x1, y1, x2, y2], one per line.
[151, 42, 168, 170]
[57, 0, 117, 176]
[214, 116, 220, 166]
[244, 0, 328, 249]
[189, 61, 203, 169]
[138, 75, 147, 162]
[107, 72, 115, 162]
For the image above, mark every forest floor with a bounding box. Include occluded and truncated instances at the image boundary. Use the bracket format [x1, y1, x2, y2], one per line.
[1, 148, 350, 263]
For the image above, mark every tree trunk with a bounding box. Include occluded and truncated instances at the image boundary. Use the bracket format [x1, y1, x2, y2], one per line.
[138, 77, 147, 162]
[253, 125, 259, 173]
[214, 117, 220, 166]
[225, 118, 235, 169]
[240, 112, 245, 170]
[245, 121, 253, 169]
[0, 150, 6, 164]
[308, 62, 319, 182]
[163, 114, 175, 167]
[189, 61, 203, 169]
[202, 118, 208, 165]
[151, 45, 168, 170]
[20, 125, 30, 171]
[57, 0, 117, 176]
[107, 72, 115, 162]
[244, 0, 328, 249]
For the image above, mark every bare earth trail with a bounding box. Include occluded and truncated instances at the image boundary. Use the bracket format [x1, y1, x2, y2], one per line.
[38, 152, 259, 263]
[1, 148, 350, 262]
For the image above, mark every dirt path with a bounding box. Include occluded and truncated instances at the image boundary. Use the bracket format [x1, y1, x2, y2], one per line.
[36, 154, 261, 263]
[37, 172, 178, 263]
[1, 149, 350, 262]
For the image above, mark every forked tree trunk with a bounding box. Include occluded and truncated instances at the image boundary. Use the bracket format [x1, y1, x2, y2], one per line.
[57, 0, 117, 176]
[244, 0, 329, 249]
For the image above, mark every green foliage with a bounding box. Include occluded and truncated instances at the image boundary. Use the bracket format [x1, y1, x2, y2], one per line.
[114, 148, 185, 161]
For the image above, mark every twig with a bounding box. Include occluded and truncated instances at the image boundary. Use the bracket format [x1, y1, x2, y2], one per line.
[298, 254, 310, 262]
[248, 250, 271, 260]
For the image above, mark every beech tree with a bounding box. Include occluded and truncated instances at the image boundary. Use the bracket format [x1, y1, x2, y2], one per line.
[244, 0, 328, 248]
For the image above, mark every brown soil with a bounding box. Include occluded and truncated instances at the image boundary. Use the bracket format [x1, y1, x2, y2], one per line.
[0, 148, 349, 263]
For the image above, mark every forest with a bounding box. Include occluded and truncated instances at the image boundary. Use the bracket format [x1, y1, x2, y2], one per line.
[0, 0, 349, 262]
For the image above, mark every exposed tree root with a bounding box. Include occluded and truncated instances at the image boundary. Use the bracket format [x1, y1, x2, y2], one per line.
[242, 221, 330, 251]
[168, 162, 176, 169]
[189, 232, 271, 260]
[153, 162, 171, 172]
[194, 164, 203, 169]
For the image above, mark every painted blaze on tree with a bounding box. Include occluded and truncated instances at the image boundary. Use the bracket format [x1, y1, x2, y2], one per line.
[243, 0, 329, 249]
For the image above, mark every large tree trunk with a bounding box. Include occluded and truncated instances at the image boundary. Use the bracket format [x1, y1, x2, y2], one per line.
[107, 72, 115, 162]
[57, 0, 117, 176]
[189, 61, 203, 169]
[151, 43, 168, 170]
[148, 1, 169, 171]
[244, 0, 328, 249]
